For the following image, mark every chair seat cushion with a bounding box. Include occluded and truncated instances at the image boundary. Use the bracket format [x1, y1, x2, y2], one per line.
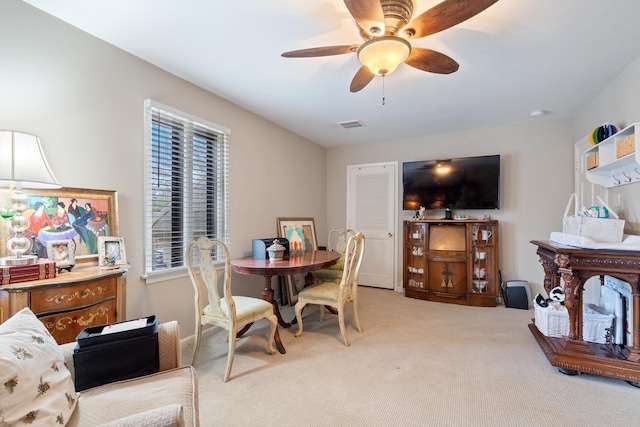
[219, 296, 273, 322]
[299, 281, 339, 302]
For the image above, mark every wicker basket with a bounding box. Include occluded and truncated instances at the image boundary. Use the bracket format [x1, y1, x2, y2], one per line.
[534, 303, 614, 344]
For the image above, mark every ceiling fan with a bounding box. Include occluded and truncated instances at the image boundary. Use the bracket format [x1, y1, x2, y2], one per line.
[281, 0, 499, 92]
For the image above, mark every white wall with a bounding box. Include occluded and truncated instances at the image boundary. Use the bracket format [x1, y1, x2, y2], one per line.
[327, 120, 575, 297]
[0, 0, 327, 334]
[574, 55, 640, 233]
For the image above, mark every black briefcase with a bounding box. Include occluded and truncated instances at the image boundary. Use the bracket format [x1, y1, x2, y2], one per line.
[73, 316, 159, 391]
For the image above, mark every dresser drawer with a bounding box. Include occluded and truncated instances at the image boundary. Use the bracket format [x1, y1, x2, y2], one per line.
[29, 278, 117, 314]
[38, 298, 117, 344]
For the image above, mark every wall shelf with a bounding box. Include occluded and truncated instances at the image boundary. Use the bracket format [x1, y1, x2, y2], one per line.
[584, 122, 640, 187]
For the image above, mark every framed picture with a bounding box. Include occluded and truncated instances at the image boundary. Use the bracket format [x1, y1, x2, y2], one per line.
[46, 239, 76, 270]
[276, 217, 318, 251]
[0, 187, 119, 266]
[98, 236, 127, 267]
[276, 217, 318, 305]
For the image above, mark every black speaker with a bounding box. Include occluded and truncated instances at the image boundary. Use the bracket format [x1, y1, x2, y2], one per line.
[506, 287, 529, 310]
[444, 208, 453, 220]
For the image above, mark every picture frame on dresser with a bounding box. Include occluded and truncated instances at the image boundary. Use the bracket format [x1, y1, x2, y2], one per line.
[98, 236, 127, 268]
[46, 239, 76, 272]
[0, 187, 119, 266]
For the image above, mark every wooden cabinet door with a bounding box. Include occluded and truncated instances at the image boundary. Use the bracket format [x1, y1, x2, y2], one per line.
[428, 259, 467, 294]
[470, 221, 499, 306]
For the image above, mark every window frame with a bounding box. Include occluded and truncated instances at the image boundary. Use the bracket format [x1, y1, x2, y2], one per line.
[143, 99, 230, 283]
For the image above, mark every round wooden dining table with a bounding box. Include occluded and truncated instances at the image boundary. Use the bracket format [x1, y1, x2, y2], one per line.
[230, 250, 340, 354]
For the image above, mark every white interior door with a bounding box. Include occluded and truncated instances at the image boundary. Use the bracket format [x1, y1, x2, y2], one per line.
[347, 162, 397, 290]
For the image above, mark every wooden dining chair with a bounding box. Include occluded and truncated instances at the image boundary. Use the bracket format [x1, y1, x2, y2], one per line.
[312, 228, 355, 284]
[294, 232, 365, 346]
[186, 236, 277, 382]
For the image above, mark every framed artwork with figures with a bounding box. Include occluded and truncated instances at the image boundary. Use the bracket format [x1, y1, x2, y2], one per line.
[0, 187, 118, 266]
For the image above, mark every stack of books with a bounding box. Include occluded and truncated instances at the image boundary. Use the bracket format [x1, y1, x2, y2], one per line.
[0, 260, 57, 285]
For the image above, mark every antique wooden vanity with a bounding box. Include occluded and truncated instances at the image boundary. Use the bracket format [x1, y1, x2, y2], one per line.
[530, 240, 640, 385]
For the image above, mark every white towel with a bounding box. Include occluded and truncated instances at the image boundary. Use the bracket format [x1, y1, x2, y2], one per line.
[549, 231, 640, 251]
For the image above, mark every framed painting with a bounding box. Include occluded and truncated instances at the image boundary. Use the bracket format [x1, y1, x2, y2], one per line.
[98, 236, 127, 268]
[0, 187, 119, 266]
[276, 217, 318, 305]
[276, 217, 318, 251]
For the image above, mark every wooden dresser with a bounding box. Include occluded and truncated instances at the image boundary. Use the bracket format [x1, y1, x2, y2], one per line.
[0, 266, 128, 344]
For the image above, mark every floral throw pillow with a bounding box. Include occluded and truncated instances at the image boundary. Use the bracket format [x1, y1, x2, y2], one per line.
[0, 307, 78, 426]
[326, 252, 345, 271]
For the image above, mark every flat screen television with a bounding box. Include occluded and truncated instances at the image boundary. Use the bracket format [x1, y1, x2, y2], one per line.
[402, 154, 500, 210]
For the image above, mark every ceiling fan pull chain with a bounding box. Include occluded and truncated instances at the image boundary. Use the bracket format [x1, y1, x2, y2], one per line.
[381, 75, 386, 105]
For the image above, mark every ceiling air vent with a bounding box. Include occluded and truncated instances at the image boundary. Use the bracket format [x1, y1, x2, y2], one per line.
[337, 120, 365, 129]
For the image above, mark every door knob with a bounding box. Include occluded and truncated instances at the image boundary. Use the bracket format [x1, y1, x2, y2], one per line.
[387, 232, 393, 237]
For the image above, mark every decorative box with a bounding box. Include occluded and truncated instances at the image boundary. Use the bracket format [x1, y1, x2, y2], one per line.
[616, 134, 635, 158]
[73, 316, 159, 391]
[586, 152, 599, 170]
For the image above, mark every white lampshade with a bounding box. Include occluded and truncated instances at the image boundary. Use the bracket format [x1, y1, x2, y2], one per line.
[357, 36, 411, 76]
[0, 130, 61, 265]
[0, 130, 61, 189]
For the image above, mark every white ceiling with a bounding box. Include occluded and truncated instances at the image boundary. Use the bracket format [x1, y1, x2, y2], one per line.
[22, 0, 640, 148]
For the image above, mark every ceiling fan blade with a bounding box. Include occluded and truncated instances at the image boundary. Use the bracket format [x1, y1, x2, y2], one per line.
[281, 45, 358, 58]
[404, 48, 459, 74]
[344, 0, 385, 37]
[402, 0, 499, 39]
[350, 66, 375, 92]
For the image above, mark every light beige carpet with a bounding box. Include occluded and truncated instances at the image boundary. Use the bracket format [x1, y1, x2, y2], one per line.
[184, 286, 639, 426]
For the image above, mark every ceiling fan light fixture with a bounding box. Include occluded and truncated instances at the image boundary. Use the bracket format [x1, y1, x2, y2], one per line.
[357, 36, 411, 76]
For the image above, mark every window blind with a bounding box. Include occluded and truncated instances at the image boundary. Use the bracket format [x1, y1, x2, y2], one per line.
[143, 100, 229, 278]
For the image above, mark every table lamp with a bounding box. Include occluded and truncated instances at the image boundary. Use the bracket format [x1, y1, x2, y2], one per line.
[0, 130, 61, 266]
